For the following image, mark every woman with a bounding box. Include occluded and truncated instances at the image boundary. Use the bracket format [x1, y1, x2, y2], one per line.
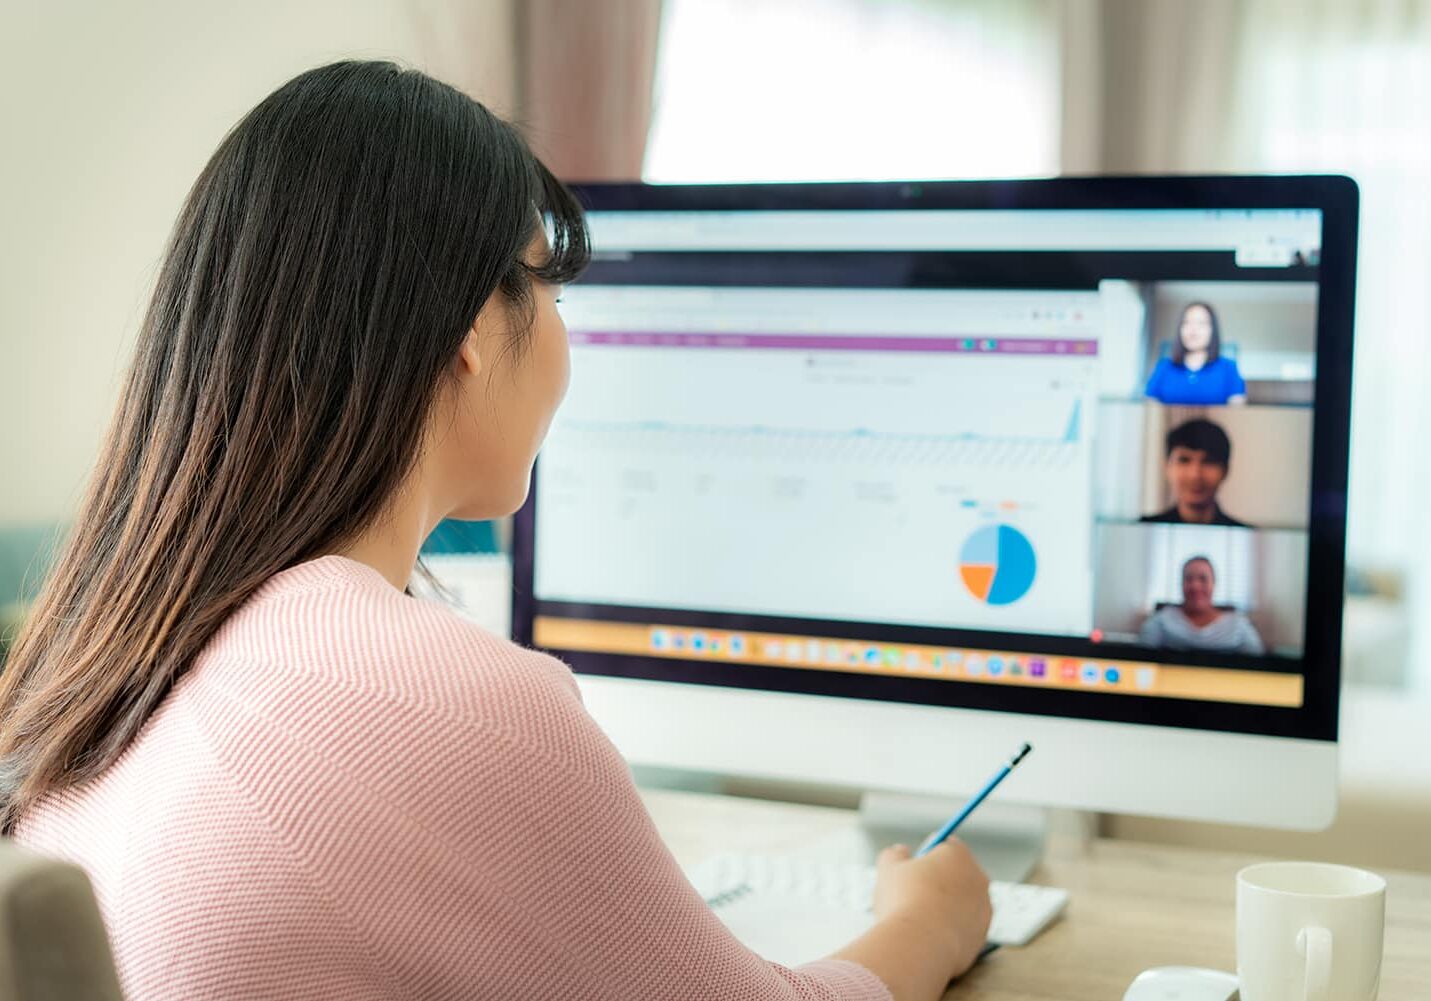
[1139, 556, 1266, 655]
[1144, 301, 1248, 405]
[0, 63, 988, 1001]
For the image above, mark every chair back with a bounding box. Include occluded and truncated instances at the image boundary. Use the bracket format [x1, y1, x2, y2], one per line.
[0, 841, 123, 1001]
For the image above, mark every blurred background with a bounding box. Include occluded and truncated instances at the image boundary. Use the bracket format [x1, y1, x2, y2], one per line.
[3, 0, 1428, 868]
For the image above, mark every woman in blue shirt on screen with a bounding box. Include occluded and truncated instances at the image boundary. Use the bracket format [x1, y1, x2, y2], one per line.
[1144, 301, 1247, 405]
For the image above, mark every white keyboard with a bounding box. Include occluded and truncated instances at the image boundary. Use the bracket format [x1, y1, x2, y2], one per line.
[690, 853, 1069, 948]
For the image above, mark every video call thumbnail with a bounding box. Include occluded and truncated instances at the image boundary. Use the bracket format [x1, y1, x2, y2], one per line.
[1101, 278, 1318, 406]
[1094, 524, 1306, 658]
[1096, 403, 1312, 531]
[1092, 277, 1315, 661]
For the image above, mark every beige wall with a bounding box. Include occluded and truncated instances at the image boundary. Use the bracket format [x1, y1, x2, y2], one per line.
[0, 0, 517, 524]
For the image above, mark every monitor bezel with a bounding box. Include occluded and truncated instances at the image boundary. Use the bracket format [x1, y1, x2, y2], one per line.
[511, 175, 1358, 745]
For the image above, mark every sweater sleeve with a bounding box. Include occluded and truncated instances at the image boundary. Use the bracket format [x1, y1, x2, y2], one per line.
[1235, 614, 1267, 655]
[1138, 610, 1166, 647]
[209, 629, 893, 1001]
[449, 650, 893, 1001]
[1226, 358, 1248, 398]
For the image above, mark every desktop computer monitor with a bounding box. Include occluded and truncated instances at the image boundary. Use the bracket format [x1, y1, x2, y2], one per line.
[511, 176, 1357, 833]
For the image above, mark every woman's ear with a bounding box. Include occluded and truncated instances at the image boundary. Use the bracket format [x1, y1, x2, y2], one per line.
[456, 323, 484, 379]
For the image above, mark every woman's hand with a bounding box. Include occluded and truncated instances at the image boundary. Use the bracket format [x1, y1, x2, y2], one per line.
[874, 840, 992, 977]
[831, 837, 992, 1001]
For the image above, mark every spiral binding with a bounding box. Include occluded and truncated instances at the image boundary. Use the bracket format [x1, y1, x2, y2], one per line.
[703, 882, 754, 909]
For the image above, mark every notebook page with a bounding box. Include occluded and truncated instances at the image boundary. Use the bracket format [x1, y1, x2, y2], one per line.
[710, 892, 878, 967]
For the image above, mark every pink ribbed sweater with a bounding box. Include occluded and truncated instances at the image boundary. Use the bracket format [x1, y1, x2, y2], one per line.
[17, 556, 891, 1001]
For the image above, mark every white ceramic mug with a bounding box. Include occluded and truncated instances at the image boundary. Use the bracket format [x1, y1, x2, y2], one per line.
[1237, 861, 1386, 1001]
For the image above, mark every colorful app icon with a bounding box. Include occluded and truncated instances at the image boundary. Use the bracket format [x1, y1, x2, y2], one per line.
[1080, 663, 1101, 685]
[986, 656, 1004, 677]
[823, 643, 841, 663]
[651, 630, 670, 651]
[1029, 658, 1047, 678]
[944, 650, 964, 667]
[1060, 660, 1078, 681]
[785, 643, 803, 662]
[1009, 659, 1024, 677]
[965, 655, 985, 677]
[1135, 667, 1156, 690]
[691, 633, 707, 652]
[709, 637, 722, 653]
[729, 635, 746, 656]
[1104, 666, 1121, 685]
[672, 634, 687, 650]
[806, 640, 823, 662]
[762, 640, 783, 659]
[883, 648, 901, 668]
[904, 650, 922, 670]
[864, 647, 881, 665]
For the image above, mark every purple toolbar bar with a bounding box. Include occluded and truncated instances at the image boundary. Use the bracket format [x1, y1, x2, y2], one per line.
[567, 330, 1098, 356]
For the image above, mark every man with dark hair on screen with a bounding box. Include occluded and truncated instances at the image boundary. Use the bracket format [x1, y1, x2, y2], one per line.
[1140, 418, 1250, 528]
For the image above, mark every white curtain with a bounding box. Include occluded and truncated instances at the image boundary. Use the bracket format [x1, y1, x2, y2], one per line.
[1229, 0, 1431, 561]
[1057, 0, 1246, 173]
[1229, 0, 1431, 693]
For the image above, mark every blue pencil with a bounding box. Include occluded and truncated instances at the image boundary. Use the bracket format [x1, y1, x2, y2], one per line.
[915, 743, 1033, 857]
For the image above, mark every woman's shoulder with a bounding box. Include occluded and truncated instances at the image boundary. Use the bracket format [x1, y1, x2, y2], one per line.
[1225, 609, 1258, 631]
[178, 557, 597, 828]
[1145, 357, 1182, 396]
[1208, 356, 1245, 390]
[1146, 357, 1178, 381]
[195, 555, 581, 732]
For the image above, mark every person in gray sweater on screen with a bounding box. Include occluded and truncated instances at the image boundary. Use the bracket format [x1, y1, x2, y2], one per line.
[1139, 556, 1266, 655]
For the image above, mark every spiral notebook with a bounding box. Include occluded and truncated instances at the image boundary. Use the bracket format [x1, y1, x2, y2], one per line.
[688, 853, 1062, 963]
[686, 855, 879, 967]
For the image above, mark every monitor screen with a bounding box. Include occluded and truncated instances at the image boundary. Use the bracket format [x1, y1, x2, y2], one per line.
[513, 178, 1356, 743]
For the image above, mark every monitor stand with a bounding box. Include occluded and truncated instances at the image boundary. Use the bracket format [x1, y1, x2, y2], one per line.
[805, 791, 1056, 883]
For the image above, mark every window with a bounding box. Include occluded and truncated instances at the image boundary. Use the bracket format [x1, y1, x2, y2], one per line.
[644, 0, 1059, 183]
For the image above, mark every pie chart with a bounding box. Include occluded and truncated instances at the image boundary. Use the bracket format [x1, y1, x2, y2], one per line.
[960, 525, 1037, 606]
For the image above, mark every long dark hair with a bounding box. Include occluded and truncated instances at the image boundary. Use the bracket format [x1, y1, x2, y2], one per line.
[1171, 301, 1221, 366]
[0, 61, 588, 831]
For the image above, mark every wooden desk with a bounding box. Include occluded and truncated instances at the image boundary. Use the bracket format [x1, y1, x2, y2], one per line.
[643, 788, 1431, 1000]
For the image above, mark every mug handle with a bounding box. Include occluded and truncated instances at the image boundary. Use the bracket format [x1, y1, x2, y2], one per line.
[1296, 926, 1333, 1001]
